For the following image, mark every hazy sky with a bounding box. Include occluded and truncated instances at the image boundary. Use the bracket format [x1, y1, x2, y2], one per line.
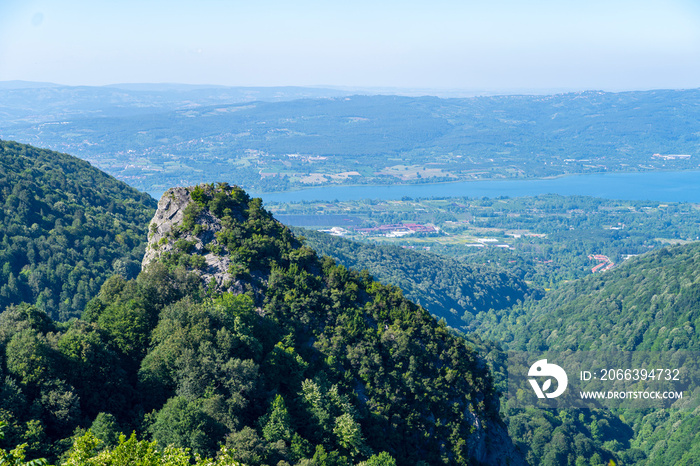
[1, 0, 699, 91]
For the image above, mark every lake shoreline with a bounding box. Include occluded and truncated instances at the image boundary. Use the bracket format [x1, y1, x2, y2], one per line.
[251, 169, 700, 204]
[251, 168, 686, 196]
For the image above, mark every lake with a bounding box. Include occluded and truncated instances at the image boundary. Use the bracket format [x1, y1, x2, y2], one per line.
[253, 170, 700, 204]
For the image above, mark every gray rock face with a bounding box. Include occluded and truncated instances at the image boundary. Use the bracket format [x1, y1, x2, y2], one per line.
[141, 187, 190, 267]
[475, 415, 527, 466]
[142, 186, 240, 292]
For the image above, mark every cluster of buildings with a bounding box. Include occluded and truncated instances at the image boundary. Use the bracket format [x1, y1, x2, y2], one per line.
[319, 223, 438, 238]
[589, 254, 614, 273]
[355, 223, 438, 237]
[652, 153, 691, 160]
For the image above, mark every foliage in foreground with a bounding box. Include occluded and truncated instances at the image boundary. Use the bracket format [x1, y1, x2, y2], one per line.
[59, 430, 398, 466]
[0, 184, 511, 465]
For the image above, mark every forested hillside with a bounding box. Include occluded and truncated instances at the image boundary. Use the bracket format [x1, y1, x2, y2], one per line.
[296, 227, 536, 330]
[475, 242, 700, 465]
[478, 241, 700, 352]
[0, 140, 156, 320]
[0, 182, 522, 465]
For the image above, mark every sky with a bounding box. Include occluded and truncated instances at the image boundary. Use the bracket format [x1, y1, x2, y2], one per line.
[1, 0, 700, 92]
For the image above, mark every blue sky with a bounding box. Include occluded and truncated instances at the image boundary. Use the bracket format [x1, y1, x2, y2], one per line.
[1, 0, 699, 91]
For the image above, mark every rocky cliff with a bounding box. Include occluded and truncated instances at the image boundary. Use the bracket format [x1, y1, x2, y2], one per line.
[142, 186, 236, 291]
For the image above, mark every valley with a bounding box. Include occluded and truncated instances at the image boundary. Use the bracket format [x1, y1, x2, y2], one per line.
[1, 85, 700, 464]
[270, 195, 700, 289]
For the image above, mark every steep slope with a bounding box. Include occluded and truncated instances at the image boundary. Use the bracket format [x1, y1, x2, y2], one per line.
[479, 242, 700, 352]
[136, 183, 523, 465]
[0, 140, 156, 320]
[0, 182, 524, 465]
[295, 227, 535, 330]
[475, 242, 700, 465]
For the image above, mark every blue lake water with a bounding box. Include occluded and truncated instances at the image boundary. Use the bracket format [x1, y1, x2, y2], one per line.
[253, 171, 700, 204]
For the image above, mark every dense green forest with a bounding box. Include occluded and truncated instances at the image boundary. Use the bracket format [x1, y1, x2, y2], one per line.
[0, 140, 156, 320]
[295, 228, 536, 330]
[476, 241, 700, 352]
[0, 182, 520, 465]
[2, 86, 699, 194]
[473, 242, 700, 465]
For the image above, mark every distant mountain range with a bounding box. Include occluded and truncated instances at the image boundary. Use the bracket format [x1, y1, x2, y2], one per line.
[0, 80, 64, 89]
[0, 80, 582, 95]
[1, 84, 698, 196]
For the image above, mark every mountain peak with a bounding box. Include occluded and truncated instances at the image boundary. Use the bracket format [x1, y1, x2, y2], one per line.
[143, 183, 300, 294]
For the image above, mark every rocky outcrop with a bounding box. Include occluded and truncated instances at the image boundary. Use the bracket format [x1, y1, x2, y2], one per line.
[142, 187, 190, 266]
[141, 184, 525, 465]
[142, 186, 240, 292]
